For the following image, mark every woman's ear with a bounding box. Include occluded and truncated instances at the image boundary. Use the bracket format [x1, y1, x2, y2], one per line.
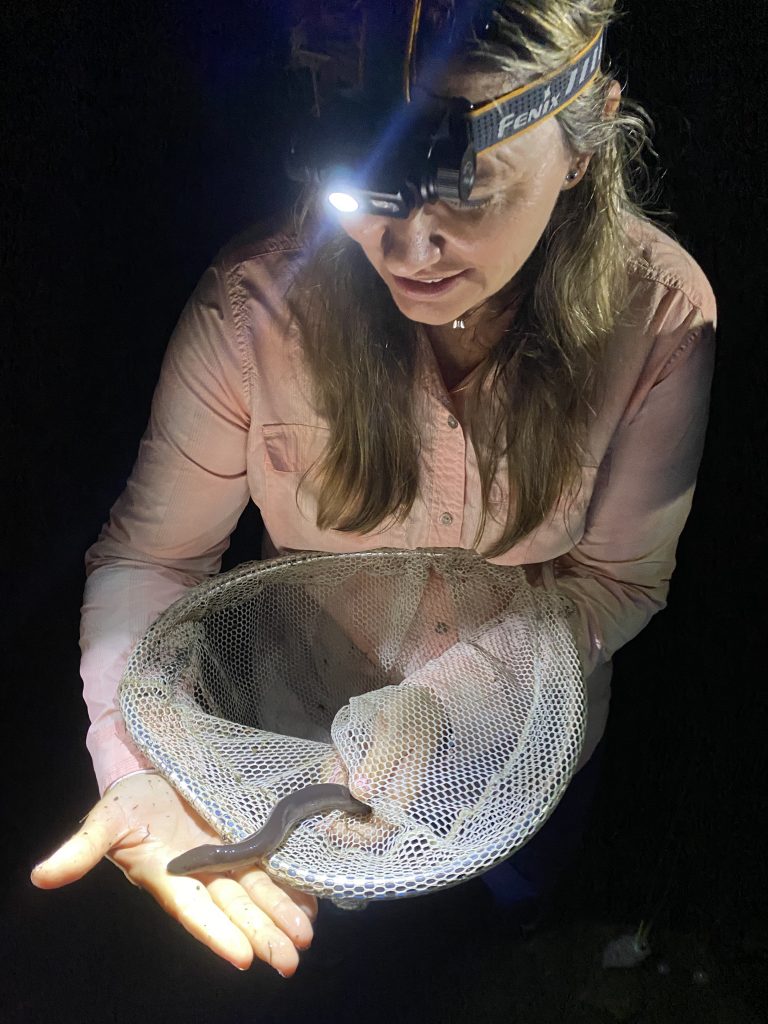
[603, 79, 622, 120]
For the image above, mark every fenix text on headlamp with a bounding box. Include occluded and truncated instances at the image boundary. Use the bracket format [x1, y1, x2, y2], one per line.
[286, 19, 605, 220]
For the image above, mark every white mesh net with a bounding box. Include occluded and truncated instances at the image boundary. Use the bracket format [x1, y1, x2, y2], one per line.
[118, 548, 585, 905]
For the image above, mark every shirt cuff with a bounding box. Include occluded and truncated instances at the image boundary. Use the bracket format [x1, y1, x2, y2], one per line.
[86, 716, 156, 797]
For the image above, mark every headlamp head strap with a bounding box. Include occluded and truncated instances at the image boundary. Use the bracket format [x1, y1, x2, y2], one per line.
[466, 28, 606, 153]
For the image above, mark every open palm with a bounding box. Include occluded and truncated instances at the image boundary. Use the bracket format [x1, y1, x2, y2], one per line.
[31, 772, 316, 977]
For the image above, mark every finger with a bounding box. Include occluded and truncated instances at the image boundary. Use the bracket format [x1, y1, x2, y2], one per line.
[138, 868, 254, 971]
[321, 807, 397, 851]
[31, 811, 131, 889]
[236, 868, 316, 948]
[206, 876, 302, 976]
[273, 881, 319, 928]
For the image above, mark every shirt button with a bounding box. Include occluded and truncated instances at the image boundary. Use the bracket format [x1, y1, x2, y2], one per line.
[439, 512, 454, 526]
[447, 415, 459, 429]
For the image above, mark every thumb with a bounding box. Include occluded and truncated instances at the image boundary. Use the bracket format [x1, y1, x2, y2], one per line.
[31, 805, 123, 889]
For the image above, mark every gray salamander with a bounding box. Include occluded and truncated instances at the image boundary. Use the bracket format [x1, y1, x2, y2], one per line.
[166, 783, 372, 876]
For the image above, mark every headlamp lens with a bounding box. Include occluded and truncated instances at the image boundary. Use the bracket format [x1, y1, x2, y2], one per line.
[327, 191, 360, 213]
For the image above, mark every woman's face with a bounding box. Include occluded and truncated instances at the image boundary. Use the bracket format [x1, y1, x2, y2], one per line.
[336, 70, 595, 327]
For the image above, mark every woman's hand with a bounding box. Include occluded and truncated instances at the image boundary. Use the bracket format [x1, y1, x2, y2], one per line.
[30, 772, 316, 977]
[322, 683, 451, 848]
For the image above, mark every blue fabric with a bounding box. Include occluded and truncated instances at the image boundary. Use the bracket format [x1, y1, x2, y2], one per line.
[479, 740, 605, 910]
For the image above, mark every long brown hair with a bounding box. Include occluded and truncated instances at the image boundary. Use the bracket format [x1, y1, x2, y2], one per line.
[286, 0, 676, 558]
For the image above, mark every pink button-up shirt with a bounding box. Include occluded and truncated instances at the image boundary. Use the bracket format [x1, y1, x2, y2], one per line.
[80, 215, 717, 796]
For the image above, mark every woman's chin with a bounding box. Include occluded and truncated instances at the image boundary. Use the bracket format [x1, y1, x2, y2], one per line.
[388, 293, 466, 326]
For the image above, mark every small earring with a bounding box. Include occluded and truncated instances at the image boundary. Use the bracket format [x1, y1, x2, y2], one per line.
[565, 170, 579, 182]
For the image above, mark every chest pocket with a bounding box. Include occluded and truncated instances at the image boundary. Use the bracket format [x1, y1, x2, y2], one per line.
[259, 423, 412, 554]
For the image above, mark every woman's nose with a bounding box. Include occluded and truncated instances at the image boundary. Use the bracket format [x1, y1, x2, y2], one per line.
[381, 208, 445, 276]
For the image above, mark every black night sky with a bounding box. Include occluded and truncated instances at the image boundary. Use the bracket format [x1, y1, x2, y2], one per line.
[3, 2, 767, 1021]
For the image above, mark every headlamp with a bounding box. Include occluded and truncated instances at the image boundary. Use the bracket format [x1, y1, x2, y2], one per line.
[286, 3, 605, 219]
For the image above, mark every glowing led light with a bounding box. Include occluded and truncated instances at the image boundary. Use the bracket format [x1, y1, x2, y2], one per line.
[328, 191, 360, 213]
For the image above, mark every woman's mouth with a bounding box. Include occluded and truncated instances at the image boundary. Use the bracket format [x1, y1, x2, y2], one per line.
[391, 270, 469, 299]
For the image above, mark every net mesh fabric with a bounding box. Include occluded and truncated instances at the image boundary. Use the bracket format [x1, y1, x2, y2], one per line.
[118, 548, 584, 904]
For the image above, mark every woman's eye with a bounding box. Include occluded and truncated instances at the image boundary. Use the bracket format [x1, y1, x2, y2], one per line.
[443, 195, 494, 211]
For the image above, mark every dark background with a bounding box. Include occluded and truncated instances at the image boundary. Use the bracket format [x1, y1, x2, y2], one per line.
[3, 1, 766, 1021]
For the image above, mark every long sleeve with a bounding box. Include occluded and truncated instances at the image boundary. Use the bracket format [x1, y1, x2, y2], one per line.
[549, 298, 717, 681]
[378, 291, 718, 775]
[80, 261, 252, 795]
[432, 272, 719, 769]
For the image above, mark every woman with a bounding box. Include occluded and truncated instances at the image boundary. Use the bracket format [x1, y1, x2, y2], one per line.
[31, 0, 717, 980]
